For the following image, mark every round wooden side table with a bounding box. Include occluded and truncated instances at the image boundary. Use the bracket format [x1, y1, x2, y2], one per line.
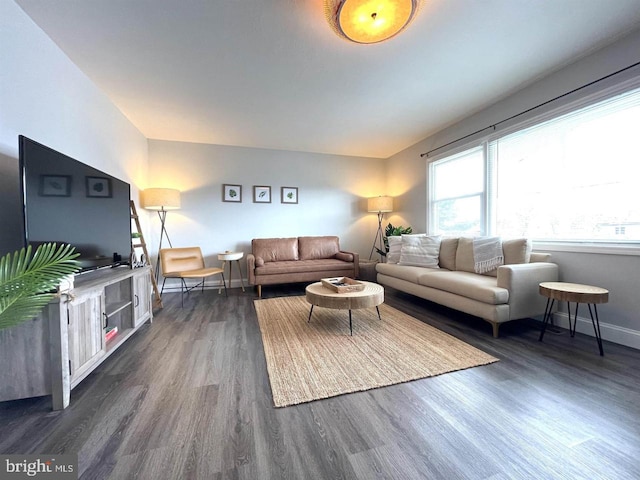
[538, 281, 609, 356]
[217, 251, 245, 294]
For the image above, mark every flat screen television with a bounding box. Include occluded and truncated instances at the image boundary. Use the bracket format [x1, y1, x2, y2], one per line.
[19, 135, 131, 271]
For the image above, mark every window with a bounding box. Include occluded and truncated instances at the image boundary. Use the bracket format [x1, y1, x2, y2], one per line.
[429, 147, 485, 236]
[428, 85, 640, 245]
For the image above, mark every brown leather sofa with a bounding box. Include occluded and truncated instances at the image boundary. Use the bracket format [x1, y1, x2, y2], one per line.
[247, 236, 359, 298]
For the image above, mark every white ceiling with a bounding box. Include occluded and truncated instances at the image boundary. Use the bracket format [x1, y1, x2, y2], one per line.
[16, 0, 640, 158]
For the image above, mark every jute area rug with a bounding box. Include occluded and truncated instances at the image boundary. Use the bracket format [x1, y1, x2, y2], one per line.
[254, 296, 498, 407]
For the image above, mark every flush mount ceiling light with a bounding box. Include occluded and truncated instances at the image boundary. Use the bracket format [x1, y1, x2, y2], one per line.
[324, 0, 422, 44]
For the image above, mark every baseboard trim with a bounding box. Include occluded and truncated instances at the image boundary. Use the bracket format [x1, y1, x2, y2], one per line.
[551, 312, 640, 350]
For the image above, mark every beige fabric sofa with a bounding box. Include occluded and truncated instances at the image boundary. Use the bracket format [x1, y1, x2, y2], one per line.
[376, 237, 558, 337]
[247, 236, 359, 298]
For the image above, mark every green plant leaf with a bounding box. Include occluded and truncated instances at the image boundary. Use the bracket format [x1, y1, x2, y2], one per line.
[0, 295, 56, 330]
[381, 223, 413, 252]
[384, 223, 394, 237]
[0, 243, 80, 330]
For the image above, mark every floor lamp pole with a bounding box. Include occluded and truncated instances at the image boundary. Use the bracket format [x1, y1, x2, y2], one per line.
[155, 208, 173, 280]
[369, 211, 385, 261]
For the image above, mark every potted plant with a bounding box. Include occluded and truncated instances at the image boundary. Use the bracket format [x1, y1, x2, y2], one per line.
[375, 223, 413, 258]
[0, 243, 80, 330]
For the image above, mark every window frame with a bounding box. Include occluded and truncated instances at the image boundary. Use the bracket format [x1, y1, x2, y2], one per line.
[426, 75, 640, 256]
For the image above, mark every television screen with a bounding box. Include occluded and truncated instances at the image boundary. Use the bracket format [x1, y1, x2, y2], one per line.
[19, 135, 131, 271]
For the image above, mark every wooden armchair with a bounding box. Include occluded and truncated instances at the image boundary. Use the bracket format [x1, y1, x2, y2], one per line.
[160, 247, 227, 306]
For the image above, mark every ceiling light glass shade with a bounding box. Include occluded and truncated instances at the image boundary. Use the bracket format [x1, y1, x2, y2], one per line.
[142, 188, 181, 211]
[368, 196, 393, 213]
[325, 0, 422, 44]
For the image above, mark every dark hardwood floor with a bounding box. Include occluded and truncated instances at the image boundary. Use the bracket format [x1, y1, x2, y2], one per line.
[1, 284, 639, 479]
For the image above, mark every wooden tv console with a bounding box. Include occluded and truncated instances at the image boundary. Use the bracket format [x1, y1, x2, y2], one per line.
[0, 266, 153, 410]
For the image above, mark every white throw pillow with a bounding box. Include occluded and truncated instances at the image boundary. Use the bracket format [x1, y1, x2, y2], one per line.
[399, 234, 441, 268]
[386, 236, 403, 264]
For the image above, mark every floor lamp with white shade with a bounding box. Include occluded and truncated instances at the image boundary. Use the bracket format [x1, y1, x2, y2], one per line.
[368, 196, 393, 260]
[142, 188, 181, 279]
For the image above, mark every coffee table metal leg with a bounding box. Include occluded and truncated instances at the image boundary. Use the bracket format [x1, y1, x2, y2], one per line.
[308, 305, 314, 323]
[588, 304, 605, 356]
[376, 306, 381, 320]
[349, 309, 352, 336]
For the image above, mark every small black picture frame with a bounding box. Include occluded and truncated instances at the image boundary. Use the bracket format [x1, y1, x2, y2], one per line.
[39, 175, 71, 197]
[281, 186, 298, 204]
[223, 184, 242, 202]
[253, 185, 271, 203]
[86, 176, 112, 198]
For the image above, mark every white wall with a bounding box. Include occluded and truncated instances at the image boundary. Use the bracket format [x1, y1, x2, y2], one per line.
[0, 0, 149, 254]
[386, 28, 640, 349]
[147, 140, 387, 279]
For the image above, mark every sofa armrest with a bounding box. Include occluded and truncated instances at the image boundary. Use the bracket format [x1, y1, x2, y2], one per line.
[530, 252, 552, 263]
[246, 253, 256, 285]
[339, 250, 359, 278]
[497, 262, 559, 320]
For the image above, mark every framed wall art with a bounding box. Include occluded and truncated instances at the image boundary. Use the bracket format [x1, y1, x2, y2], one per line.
[281, 186, 298, 204]
[223, 184, 242, 202]
[86, 176, 112, 198]
[253, 185, 271, 203]
[39, 175, 71, 197]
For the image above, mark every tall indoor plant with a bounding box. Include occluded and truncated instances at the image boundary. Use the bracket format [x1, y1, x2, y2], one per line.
[375, 223, 413, 258]
[0, 243, 80, 330]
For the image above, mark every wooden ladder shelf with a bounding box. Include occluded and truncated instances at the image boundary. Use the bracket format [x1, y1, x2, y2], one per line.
[130, 200, 163, 309]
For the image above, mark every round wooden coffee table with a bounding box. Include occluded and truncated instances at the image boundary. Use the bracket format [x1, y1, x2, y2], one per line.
[305, 281, 384, 335]
[538, 281, 609, 356]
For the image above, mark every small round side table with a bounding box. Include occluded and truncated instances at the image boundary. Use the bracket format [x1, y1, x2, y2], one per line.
[217, 251, 245, 294]
[538, 281, 609, 356]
